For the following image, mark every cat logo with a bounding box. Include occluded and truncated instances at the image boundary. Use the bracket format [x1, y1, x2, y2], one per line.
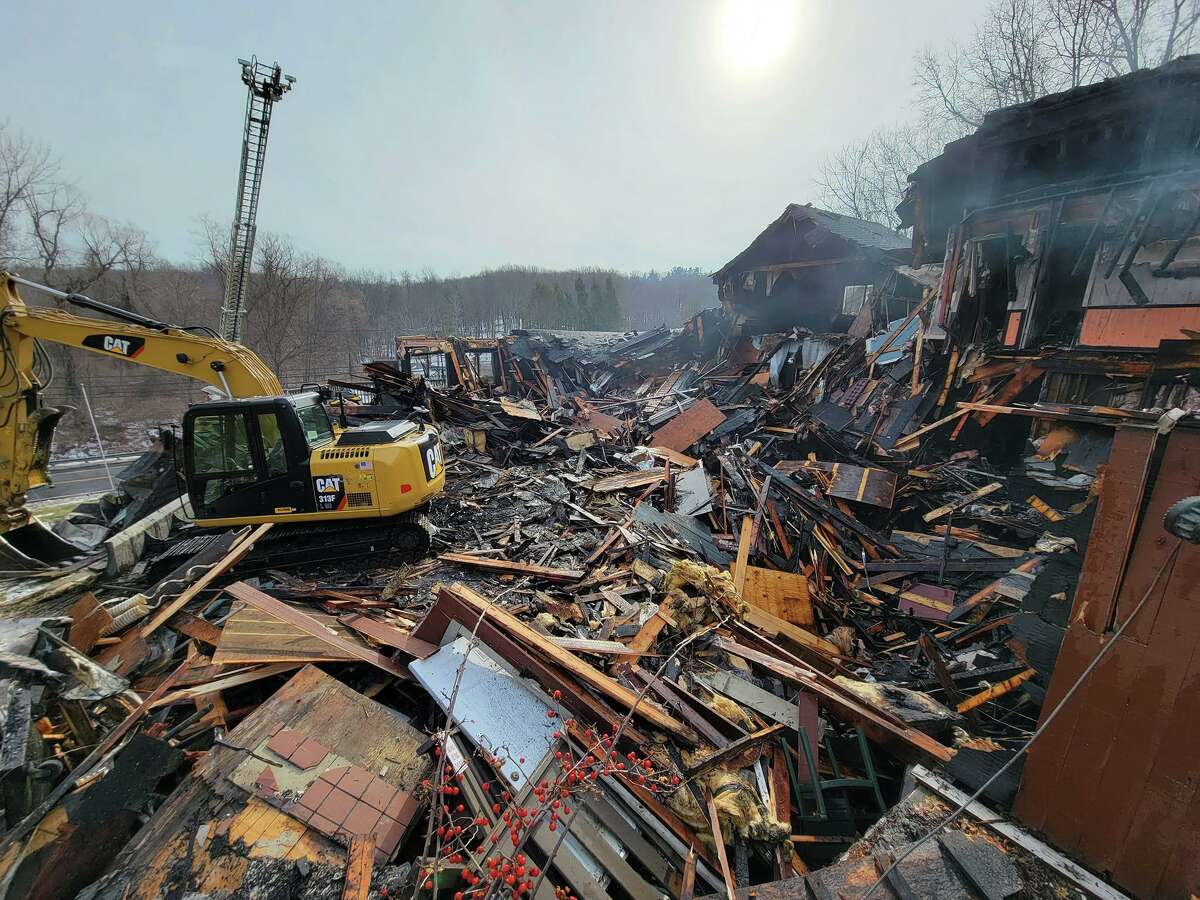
[419, 433, 443, 481]
[313, 474, 346, 511]
[81, 334, 145, 358]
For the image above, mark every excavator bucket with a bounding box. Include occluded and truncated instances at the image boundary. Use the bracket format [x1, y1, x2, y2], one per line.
[0, 518, 89, 570]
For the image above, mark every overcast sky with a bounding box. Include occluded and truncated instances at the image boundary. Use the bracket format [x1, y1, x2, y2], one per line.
[3, 1, 984, 275]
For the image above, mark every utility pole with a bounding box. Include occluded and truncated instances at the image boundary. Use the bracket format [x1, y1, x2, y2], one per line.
[220, 56, 295, 343]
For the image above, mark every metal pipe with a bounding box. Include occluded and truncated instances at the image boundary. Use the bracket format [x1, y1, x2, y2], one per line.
[7, 274, 169, 331]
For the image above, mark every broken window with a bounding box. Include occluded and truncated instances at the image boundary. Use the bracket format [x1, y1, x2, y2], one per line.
[464, 349, 499, 385]
[842, 284, 872, 316]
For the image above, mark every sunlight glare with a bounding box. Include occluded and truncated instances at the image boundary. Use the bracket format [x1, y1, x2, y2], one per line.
[718, 0, 797, 76]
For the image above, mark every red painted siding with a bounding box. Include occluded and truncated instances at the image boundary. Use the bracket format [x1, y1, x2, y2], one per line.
[1014, 426, 1200, 898]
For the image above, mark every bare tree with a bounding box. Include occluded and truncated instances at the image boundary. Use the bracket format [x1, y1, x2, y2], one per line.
[1090, 0, 1200, 73]
[915, 0, 1066, 131]
[1048, 0, 1107, 86]
[20, 175, 154, 399]
[817, 124, 949, 229]
[0, 124, 57, 265]
[916, 0, 1200, 132]
[823, 0, 1200, 230]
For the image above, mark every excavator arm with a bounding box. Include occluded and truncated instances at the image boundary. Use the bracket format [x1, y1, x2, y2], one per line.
[0, 271, 282, 540]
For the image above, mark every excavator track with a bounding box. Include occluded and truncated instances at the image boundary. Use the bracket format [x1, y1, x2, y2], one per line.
[238, 511, 430, 572]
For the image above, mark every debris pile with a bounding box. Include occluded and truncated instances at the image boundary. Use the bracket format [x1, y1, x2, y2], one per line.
[17, 56, 1200, 900]
[0, 286, 1132, 900]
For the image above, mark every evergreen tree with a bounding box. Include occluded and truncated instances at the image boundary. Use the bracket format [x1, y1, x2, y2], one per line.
[574, 276, 591, 329]
[589, 278, 604, 329]
[553, 283, 573, 328]
[596, 274, 623, 330]
[523, 280, 556, 327]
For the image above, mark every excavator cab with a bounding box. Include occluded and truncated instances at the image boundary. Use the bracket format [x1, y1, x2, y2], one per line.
[182, 392, 443, 528]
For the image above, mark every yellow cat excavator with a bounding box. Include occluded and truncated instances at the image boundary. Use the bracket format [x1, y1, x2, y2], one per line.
[0, 272, 444, 568]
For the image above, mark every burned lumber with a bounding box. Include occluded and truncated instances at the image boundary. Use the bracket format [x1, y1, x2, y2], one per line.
[438, 551, 585, 583]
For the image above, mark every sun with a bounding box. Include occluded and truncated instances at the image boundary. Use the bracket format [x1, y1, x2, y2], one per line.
[718, 0, 797, 76]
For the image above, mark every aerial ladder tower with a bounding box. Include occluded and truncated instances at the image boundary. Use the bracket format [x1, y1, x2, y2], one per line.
[219, 57, 295, 342]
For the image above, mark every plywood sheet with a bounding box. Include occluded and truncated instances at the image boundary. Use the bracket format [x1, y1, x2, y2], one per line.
[650, 398, 726, 452]
[740, 565, 813, 626]
[212, 600, 359, 665]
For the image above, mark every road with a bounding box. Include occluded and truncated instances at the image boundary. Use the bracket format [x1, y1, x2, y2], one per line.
[27, 455, 142, 501]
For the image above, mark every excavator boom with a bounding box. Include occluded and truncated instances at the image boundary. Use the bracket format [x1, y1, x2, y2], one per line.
[0, 272, 281, 545]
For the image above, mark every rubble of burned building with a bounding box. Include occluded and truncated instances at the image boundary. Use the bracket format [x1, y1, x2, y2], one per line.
[3, 56, 1200, 900]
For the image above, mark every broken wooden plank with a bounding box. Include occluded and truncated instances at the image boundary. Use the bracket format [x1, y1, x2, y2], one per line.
[151, 662, 301, 707]
[972, 362, 1044, 426]
[732, 516, 753, 597]
[341, 834, 376, 900]
[922, 482, 1003, 523]
[617, 600, 674, 665]
[956, 668, 1036, 713]
[713, 636, 954, 765]
[704, 790, 737, 900]
[223, 582, 408, 677]
[67, 592, 112, 653]
[741, 601, 841, 658]
[550, 637, 648, 655]
[438, 552, 584, 583]
[338, 613, 438, 659]
[141, 523, 273, 638]
[213, 601, 361, 665]
[892, 408, 971, 452]
[646, 446, 700, 468]
[684, 723, 786, 779]
[437, 581, 691, 740]
[773, 461, 898, 509]
[586, 469, 667, 493]
[170, 611, 224, 647]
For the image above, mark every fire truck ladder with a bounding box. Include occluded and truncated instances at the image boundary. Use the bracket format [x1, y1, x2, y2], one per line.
[219, 56, 295, 342]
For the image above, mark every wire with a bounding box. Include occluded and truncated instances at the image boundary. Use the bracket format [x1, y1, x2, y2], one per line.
[863, 539, 1184, 898]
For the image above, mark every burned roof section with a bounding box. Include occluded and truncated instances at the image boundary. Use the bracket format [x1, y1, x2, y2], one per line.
[714, 204, 911, 334]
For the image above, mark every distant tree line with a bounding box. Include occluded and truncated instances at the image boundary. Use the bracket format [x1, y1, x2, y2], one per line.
[0, 123, 715, 417]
